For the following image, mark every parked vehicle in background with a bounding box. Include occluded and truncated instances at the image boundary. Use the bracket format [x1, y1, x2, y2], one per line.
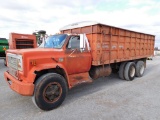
[4, 21, 155, 111]
[0, 38, 9, 66]
[9, 33, 37, 49]
[147, 55, 153, 60]
[0, 38, 9, 57]
[33, 30, 47, 46]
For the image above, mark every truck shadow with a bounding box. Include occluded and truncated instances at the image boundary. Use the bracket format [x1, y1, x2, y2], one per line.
[63, 73, 125, 106]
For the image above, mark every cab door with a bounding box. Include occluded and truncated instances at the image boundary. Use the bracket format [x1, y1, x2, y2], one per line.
[65, 35, 91, 75]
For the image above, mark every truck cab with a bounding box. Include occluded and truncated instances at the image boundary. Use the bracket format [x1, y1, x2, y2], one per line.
[4, 33, 92, 110]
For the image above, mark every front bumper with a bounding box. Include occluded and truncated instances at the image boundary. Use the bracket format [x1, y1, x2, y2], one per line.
[4, 71, 34, 96]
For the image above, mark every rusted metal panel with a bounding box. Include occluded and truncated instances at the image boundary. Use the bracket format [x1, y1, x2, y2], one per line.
[61, 23, 155, 66]
[68, 72, 92, 87]
[4, 71, 34, 96]
[89, 65, 112, 79]
[9, 33, 37, 49]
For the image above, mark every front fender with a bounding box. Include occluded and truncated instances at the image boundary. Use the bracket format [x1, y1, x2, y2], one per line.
[29, 63, 71, 88]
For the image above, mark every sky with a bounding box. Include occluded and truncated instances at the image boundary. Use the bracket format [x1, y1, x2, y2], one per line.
[0, 0, 160, 48]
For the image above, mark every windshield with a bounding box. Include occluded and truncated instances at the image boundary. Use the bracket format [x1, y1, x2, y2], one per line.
[39, 34, 68, 48]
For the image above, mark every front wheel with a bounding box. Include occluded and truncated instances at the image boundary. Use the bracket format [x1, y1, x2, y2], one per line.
[32, 73, 68, 111]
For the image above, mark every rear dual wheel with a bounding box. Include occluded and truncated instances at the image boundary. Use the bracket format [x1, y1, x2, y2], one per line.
[119, 62, 136, 81]
[119, 61, 145, 81]
[119, 62, 127, 80]
[124, 62, 136, 81]
[136, 61, 145, 77]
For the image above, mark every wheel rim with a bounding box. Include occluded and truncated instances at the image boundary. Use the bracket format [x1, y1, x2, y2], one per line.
[140, 65, 144, 75]
[130, 66, 135, 77]
[43, 82, 62, 103]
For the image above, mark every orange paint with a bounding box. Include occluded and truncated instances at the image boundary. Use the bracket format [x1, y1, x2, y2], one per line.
[9, 33, 37, 49]
[61, 23, 155, 65]
[4, 23, 155, 96]
[4, 71, 34, 95]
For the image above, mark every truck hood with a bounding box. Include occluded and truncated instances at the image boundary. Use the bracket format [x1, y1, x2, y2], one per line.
[6, 48, 64, 57]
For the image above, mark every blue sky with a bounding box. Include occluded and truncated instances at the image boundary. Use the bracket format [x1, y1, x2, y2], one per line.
[0, 0, 160, 48]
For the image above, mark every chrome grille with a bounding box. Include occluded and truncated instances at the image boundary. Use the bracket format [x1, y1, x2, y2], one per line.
[8, 56, 18, 70]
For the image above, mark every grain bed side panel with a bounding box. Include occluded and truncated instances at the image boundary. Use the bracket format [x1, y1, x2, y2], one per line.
[61, 24, 155, 66]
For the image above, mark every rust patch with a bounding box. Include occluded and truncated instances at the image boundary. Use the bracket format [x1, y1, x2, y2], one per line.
[73, 76, 83, 80]
[69, 72, 93, 88]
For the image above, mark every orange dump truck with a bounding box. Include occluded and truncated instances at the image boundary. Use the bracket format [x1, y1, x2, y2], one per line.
[4, 21, 155, 110]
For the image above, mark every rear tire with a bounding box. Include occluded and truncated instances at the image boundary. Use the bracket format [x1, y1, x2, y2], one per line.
[32, 73, 68, 111]
[124, 62, 136, 81]
[119, 62, 127, 80]
[136, 61, 145, 77]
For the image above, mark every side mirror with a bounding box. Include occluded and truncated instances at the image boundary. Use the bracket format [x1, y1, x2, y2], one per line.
[80, 34, 85, 50]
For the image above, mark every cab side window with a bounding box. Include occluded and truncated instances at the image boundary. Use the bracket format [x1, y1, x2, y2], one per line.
[67, 36, 80, 49]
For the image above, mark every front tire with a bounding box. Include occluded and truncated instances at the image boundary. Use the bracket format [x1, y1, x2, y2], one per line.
[32, 73, 68, 111]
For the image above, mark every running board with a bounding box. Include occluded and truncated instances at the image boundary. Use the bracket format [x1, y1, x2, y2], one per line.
[68, 72, 92, 88]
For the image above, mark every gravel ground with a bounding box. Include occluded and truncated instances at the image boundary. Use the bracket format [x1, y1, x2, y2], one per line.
[0, 56, 160, 120]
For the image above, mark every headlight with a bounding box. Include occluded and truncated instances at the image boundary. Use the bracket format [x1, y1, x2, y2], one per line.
[17, 55, 23, 71]
[7, 53, 23, 71]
